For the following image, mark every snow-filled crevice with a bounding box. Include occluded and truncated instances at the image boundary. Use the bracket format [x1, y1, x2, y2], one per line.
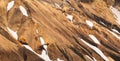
[112, 29, 120, 34]
[89, 34, 101, 45]
[86, 20, 93, 28]
[85, 55, 93, 61]
[39, 37, 51, 61]
[81, 39, 109, 61]
[112, 29, 119, 33]
[7, 1, 14, 11]
[93, 14, 112, 29]
[36, 29, 39, 33]
[54, 3, 62, 9]
[7, 27, 18, 40]
[85, 55, 97, 61]
[39, 38, 64, 61]
[93, 57, 97, 61]
[93, 14, 120, 33]
[19, 6, 28, 16]
[66, 14, 73, 22]
[107, 30, 120, 40]
[56, 58, 64, 61]
[24, 45, 51, 61]
[99, 21, 107, 27]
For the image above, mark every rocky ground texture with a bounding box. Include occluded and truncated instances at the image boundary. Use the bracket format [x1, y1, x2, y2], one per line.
[0, 0, 120, 61]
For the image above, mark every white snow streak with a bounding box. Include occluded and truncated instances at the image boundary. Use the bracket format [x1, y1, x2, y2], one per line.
[112, 29, 119, 34]
[85, 55, 93, 61]
[100, 21, 106, 26]
[7, 27, 18, 40]
[23, 45, 35, 52]
[39, 37, 47, 51]
[7, 1, 14, 11]
[40, 50, 51, 61]
[19, 6, 28, 16]
[66, 14, 73, 22]
[81, 39, 109, 61]
[54, 3, 62, 9]
[93, 57, 97, 61]
[36, 29, 39, 33]
[39, 37, 51, 61]
[108, 30, 120, 40]
[89, 35, 100, 45]
[86, 20, 93, 28]
[23, 45, 51, 61]
[56, 58, 64, 61]
[110, 6, 120, 24]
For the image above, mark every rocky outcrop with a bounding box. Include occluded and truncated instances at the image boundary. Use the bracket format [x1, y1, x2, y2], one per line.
[0, 0, 120, 61]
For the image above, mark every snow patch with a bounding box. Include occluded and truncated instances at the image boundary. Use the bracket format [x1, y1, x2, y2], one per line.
[54, 3, 62, 9]
[86, 20, 93, 28]
[39, 37, 45, 44]
[36, 29, 39, 33]
[39, 37, 51, 61]
[110, 6, 120, 24]
[112, 29, 119, 34]
[100, 21, 107, 26]
[66, 14, 73, 22]
[7, 1, 14, 11]
[93, 57, 97, 61]
[81, 39, 109, 61]
[23, 45, 51, 61]
[85, 55, 93, 61]
[40, 50, 51, 61]
[56, 58, 64, 61]
[89, 35, 100, 45]
[23, 45, 35, 52]
[7, 27, 18, 40]
[39, 37, 47, 51]
[19, 6, 28, 16]
[108, 30, 120, 40]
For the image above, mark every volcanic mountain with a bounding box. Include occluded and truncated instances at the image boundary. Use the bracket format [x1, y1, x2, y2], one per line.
[0, 0, 120, 61]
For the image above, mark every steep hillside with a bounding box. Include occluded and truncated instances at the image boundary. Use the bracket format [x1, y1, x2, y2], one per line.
[0, 0, 120, 61]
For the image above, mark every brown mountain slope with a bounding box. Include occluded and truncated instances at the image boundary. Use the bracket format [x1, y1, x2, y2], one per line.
[0, 0, 120, 61]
